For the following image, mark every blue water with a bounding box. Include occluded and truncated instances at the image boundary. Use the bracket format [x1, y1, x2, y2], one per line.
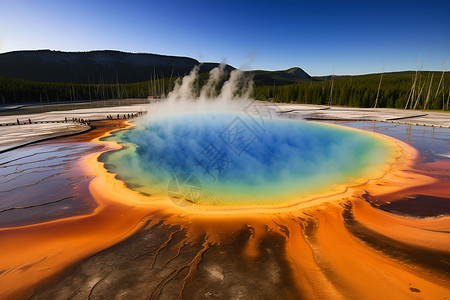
[102, 113, 393, 206]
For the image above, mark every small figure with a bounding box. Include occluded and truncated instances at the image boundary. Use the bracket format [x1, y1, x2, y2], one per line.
[17, 119, 20, 125]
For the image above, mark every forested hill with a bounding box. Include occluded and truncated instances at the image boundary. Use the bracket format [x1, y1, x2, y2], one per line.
[1, 50, 448, 110]
[254, 71, 450, 110]
[0, 50, 314, 86]
[0, 50, 235, 84]
[250, 67, 313, 85]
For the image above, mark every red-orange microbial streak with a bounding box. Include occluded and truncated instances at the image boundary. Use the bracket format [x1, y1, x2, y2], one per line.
[1, 122, 449, 299]
[0, 121, 157, 299]
[86, 124, 449, 298]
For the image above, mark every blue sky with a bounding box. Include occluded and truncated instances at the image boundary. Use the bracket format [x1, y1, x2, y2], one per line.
[1, 0, 449, 75]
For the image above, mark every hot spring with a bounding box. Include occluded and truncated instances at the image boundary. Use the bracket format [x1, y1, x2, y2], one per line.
[100, 112, 395, 207]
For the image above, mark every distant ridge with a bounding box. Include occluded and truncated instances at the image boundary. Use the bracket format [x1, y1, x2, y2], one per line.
[250, 67, 313, 85]
[286, 67, 311, 78]
[0, 50, 235, 84]
[0, 50, 312, 85]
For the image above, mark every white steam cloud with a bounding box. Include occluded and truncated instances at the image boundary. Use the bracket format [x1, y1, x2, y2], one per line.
[143, 64, 254, 119]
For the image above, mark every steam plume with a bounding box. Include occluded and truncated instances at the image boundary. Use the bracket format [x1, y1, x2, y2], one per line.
[144, 65, 254, 118]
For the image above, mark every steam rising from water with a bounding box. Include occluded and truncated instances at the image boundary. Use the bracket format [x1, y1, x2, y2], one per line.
[102, 66, 394, 206]
[144, 64, 254, 118]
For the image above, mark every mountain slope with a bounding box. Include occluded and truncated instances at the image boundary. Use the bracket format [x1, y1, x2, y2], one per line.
[0, 50, 313, 85]
[0, 50, 234, 84]
[250, 67, 313, 85]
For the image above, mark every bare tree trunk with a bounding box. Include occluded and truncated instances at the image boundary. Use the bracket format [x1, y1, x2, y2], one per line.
[405, 56, 420, 109]
[413, 82, 424, 110]
[432, 58, 448, 108]
[446, 87, 450, 111]
[424, 73, 434, 110]
[373, 64, 385, 108]
[328, 75, 334, 106]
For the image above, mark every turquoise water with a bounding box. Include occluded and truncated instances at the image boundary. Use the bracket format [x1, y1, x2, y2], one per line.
[101, 113, 393, 206]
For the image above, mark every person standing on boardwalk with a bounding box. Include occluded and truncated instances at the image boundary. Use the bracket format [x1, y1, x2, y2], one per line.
[17, 119, 20, 125]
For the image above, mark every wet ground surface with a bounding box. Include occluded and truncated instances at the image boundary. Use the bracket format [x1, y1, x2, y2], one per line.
[0, 99, 150, 116]
[265, 103, 450, 127]
[0, 115, 449, 299]
[0, 143, 96, 227]
[339, 121, 450, 217]
[0, 120, 126, 228]
[369, 194, 450, 217]
[30, 223, 301, 300]
[339, 121, 450, 161]
[0, 123, 89, 154]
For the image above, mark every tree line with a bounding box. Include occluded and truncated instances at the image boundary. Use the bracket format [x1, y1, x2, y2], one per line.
[1, 71, 449, 110]
[0, 75, 178, 104]
[254, 71, 450, 110]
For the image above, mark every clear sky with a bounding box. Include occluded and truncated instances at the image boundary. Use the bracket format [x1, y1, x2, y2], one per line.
[1, 0, 449, 76]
